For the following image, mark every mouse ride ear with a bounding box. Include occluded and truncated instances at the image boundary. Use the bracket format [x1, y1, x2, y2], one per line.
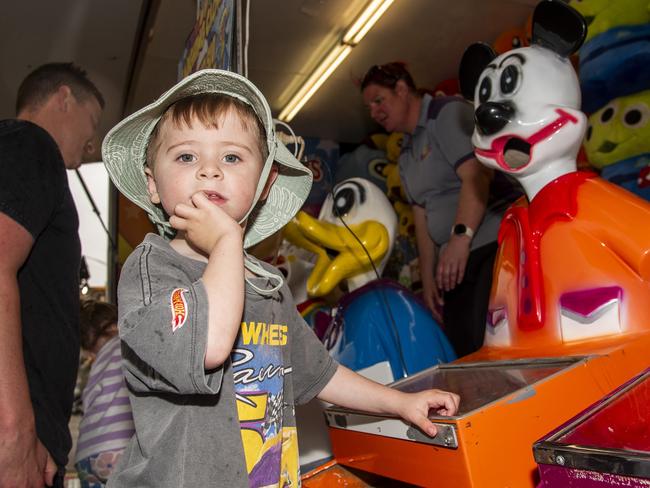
[532, 0, 587, 58]
[459, 42, 497, 101]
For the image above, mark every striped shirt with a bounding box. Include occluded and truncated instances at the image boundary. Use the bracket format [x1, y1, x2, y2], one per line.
[75, 336, 134, 462]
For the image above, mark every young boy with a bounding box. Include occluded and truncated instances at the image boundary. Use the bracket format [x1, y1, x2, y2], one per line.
[102, 69, 459, 487]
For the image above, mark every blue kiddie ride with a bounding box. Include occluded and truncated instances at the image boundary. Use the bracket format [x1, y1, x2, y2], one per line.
[283, 177, 455, 383]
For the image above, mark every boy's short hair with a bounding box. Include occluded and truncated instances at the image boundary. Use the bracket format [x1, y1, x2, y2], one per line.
[102, 69, 313, 249]
[79, 299, 117, 351]
[146, 93, 269, 168]
[16, 62, 105, 114]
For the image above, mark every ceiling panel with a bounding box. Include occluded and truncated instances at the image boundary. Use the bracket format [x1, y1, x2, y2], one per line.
[0, 0, 146, 159]
[1, 0, 539, 147]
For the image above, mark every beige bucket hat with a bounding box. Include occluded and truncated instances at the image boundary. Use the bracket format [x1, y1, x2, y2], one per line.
[101, 69, 312, 249]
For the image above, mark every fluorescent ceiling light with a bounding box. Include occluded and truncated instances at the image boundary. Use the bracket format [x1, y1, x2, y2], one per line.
[279, 45, 352, 122]
[343, 0, 394, 45]
[278, 0, 394, 122]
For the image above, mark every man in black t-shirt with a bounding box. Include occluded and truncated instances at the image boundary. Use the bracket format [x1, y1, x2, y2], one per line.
[0, 63, 103, 488]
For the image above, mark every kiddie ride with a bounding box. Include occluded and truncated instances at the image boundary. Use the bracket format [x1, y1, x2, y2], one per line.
[304, 2, 650, 487]
[283, 176, 456, 382]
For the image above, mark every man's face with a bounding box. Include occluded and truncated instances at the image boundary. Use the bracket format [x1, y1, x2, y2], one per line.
[59, 94, 102, 169]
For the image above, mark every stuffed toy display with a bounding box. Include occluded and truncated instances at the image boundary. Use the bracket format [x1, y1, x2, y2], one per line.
[373, 132, 421, 288]
[301, 137, 340, 216]
[569, 0, 650, 43]
[583, 89, 650, 200]
[459, 0, 650, 354]
[334, 141, 388, 193]
[569, 0, 650, 114]
[432, 77, 461, 97]
[492, 26, 529, 54]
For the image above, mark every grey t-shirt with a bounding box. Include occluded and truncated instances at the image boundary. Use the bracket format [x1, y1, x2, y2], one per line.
[399, 94, 512, 250]
[108, 234, 338, 487]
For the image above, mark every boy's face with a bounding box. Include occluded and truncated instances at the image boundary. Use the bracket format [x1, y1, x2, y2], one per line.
[145, 110, 270, 224]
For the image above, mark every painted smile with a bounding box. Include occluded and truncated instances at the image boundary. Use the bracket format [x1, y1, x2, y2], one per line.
[474, 109, 579, 171]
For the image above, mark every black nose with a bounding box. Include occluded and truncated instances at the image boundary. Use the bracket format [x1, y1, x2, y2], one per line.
[475, 102, 515, 136]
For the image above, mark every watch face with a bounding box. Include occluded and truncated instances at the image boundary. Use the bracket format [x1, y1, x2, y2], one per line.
[454, 224, 467, 235]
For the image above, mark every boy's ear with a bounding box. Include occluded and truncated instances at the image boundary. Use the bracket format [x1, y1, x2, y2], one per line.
[259, 164, 279, 201]
[144, 166, 161, 205]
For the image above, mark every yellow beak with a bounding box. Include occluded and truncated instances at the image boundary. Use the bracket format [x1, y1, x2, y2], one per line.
[284, 211, 391, 297]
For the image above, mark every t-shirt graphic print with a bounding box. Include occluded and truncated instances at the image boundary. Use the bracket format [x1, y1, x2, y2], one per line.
[232, 320, 299, 488]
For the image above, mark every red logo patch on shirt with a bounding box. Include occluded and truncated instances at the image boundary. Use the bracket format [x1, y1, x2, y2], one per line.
[170, 288, 189, 332]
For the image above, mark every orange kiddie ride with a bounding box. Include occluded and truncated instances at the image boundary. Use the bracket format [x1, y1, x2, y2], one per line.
[309, 2, 650, 487]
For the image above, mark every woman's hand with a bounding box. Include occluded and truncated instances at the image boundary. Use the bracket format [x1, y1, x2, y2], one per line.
[436, 235, 471, 292]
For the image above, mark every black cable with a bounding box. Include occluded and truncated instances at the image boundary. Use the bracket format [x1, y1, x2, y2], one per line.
[331, 199, 410, 378]
[75, 169, 117, 252]
[321, 161, 410, 378]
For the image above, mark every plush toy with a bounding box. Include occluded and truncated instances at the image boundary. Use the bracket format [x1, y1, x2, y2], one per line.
[432, 78, 461, 97]
[334, 143, 388, 193]
[583, 89, 650, 199]
[301, 137, 340, 216]
[568, 0, 650, 42]
[378, 132, 409, 229]
[492, 26, 529, 55]
[584, 89, 650, 168]
[569, 0, 650, 113]
[459, 0, 650, 353]
[375, 132, 421, 288]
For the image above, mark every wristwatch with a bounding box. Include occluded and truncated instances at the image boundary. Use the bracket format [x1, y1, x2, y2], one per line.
[451, 223, 474, 239]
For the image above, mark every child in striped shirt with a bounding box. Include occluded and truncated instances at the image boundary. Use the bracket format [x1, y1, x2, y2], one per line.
[74, 300, 134, 487]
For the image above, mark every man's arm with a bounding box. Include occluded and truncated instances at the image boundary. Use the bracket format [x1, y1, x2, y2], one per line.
[436, 158, 492, 291]
[0, 212, 57, 487]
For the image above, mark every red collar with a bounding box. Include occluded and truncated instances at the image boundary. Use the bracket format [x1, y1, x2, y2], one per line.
[499, 171, 597, 331]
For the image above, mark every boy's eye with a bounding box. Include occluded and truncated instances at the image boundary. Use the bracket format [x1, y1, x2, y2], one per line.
[178, 153, 195, 163]
[224, 154, 241, 163]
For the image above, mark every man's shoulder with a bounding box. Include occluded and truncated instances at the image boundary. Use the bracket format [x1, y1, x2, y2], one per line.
[0, 119, 62, 173]
[0, 119, 55, 145]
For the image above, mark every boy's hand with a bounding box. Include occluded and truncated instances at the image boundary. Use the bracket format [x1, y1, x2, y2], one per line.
[170, 192, 243, 255]
[395, 389, 460, 437]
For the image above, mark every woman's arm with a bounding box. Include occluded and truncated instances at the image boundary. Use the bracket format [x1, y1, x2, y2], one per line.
[437, 159, 492, 291]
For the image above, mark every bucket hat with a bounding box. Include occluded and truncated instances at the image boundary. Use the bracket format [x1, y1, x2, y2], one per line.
[101, 69, 312, 249]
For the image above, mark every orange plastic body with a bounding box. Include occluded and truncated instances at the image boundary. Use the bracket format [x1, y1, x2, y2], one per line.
[301, 460, 370, 487]
[328, 335, 650, 487]
[487, 175, 650, 349]
[325, 174, 650, 486]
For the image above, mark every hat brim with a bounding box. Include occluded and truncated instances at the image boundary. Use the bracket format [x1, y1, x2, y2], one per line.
[101, 69, 312, 248]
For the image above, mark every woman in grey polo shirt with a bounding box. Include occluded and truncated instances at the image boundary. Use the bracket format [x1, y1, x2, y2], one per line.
[360, 62, 518, 357]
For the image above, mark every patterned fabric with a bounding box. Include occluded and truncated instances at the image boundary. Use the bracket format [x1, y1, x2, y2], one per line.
[75, 449, 125, 488]
[74, 337, 134, 472]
